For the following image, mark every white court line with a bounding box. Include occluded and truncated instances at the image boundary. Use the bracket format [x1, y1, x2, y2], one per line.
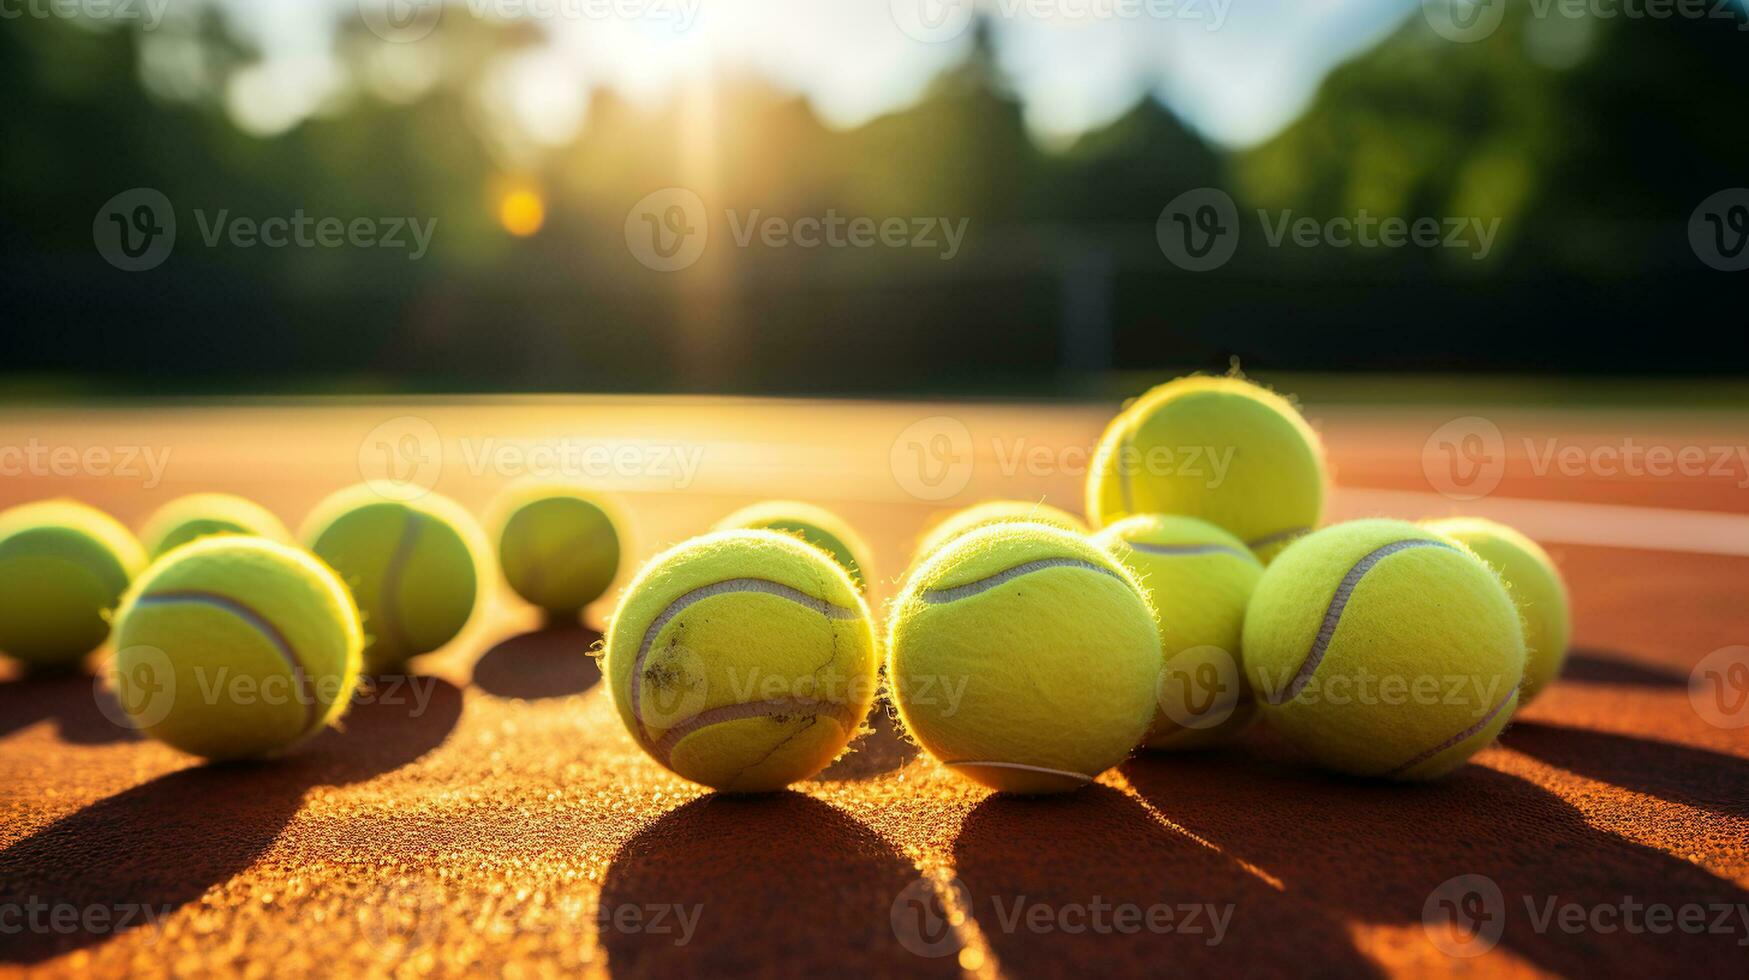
[1336, 488, 1749, 558]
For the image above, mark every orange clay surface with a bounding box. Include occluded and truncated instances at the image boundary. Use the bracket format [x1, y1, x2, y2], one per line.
[1, 397, 1746, 978]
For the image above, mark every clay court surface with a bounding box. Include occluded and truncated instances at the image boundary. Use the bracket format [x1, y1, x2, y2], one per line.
[2, 396, 1746, 978]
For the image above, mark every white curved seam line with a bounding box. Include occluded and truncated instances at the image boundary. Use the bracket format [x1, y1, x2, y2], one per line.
[1265, 538, 1457, 705]
[628, 578, 859, 745]
[1385, 688, 1518, 777]
[944, 760, 1094, 784]
[1125, 541, 1253, 561]
[134, 590, 319, 736]
[919, 558, 1123, 604]
[650, 697, 859, 767]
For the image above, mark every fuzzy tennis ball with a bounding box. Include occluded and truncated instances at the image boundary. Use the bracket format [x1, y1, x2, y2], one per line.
[888, 522, 1160, 794]
[111, 536, 362, 760]
[715, 501, 872, 591]
[1086, 375, 1326, 562]
[1244, 519, 1525, 780]
[1094, 514, 1264, 750]
[0, 500, 146, 670]
[1423, 517, 1571, 703]
[302, 485, 485, 674]
[139, 493, 290, 559]
[911, 499, 1088, 567]
[494, 486, 622, 618]
[604, 529, 879, 792]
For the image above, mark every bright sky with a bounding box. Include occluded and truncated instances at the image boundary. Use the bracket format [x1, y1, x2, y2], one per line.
[207, 0, 1419, 147]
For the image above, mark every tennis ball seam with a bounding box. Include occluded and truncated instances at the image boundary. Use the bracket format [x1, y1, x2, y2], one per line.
[1123, 539, 1252, 560]
[374, 510, 424, 659]
[943, 759, 1096, 784]
[917, 558, 1124, 604]
[628, 576, 862, 749]
[131, 589, 321, 737]
[649, 697, 861, 769]
[1383, 689, 1518, 778]
[1263, 537, 1458, 706]
[1245, 527, 1312, 553]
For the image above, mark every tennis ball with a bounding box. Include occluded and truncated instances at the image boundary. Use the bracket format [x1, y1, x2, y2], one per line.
[493, 485, 622, 617]
[715, 501, 872, 591]
[888, 522, 1160, 794]
[1094, 514, 1264, 750]
[302, 486, 485, 674]
[1086, 375, 1326, 562]
[604, 530, 878, 792]
[0, 500, 146, 670]
[111, 536, 362, 760]
[1423, 517, 1571, 703]
[139, 493, 291, 559]
[911, 499, 1088, 567]
[1244, 519, 1525, 780]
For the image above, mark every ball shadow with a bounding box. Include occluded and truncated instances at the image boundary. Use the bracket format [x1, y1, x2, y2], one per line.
[470, 624, 602, 700]
[0, 678, 463, 965]
[1558, 648, 1689, 690]
[813, 708, 919, 782]
[0, 670, 142, 746]
[954, 785, 1381, 978]
[599, 793, 957, 979]
[1122, 747, 1749, 976]
[1502, 721, 1749, 821]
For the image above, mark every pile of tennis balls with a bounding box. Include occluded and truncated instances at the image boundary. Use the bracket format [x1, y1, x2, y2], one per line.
[0, 374, 1571, 796]
[603, 374, 1570, 794]
[0, 483, 625, 761]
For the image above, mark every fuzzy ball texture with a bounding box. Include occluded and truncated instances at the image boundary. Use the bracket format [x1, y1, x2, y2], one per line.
[714, 500, 873, 592]
[1094, 514, 1264, 750]
[1424, 516, 1571, 703]
[888, 522, 1161, 794]
[0, 500, 146, 669]
[1243, 519, 1525, 780]
[494, 485, 623, 617]
[302, 486, 485, 674]
[112, 536, 363, 760]
[140, 493, 291, 559]
[910, 499, 1088, 568]
[603, 529, 879, 793]
[1086, 375, 1326, 562]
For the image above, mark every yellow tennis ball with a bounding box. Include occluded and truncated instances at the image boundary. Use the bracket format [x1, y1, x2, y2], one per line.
[714, 500, 872, 591]
[888, 522, 1160, 794]
[302, 486, 485, 674]
[494, 486, 622, 617]
[111, 536, 362, 760]
[1086, 375, 1326, 562]
[1423, 517, 1571, 703]
[1244, 519, 1525, 780]
[604, 530, 879, 792]
[0, 500, 146, 669]
[911, 499, 1088, 566]
[139, 493, 291, 559]
[1094, 514, 1264, 750]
